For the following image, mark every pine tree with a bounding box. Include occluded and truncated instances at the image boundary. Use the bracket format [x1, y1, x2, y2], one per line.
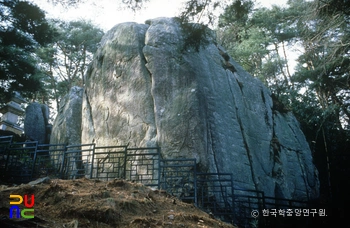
[0, 0, 55, 102]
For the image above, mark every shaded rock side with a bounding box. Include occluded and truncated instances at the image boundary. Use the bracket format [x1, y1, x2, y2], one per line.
[81, 18, 319, 200]
[50, 86, 83, 145]
[24, 102, 50, 144]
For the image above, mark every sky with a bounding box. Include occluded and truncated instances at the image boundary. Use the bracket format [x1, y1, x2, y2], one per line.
[34, 0, 288, 31]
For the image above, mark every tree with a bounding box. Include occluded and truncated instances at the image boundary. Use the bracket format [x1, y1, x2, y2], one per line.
[217, 0, 303, 93]
[0, 0, 55, 102]
[53, 20, 104, 90]
[294, 0, 350, 128]
[292, 1, 350, 201]
[37, 20, 104, 111]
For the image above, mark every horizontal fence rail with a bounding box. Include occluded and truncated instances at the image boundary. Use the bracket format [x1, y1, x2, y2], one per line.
[0, 136, 323, 227]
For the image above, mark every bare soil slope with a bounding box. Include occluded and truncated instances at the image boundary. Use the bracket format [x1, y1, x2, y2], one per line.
[0, 178, 236, 228]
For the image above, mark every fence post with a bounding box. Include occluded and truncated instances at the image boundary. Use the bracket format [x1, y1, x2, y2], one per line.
[193, 162, 197, 206]
[30, 141, 38, 181]
[90, 144, 95, 179]
[123, 145, 128, 179]
[156, 147, 161, 189]
[4, 146, 11, 177]
[60, 143, 68, 179]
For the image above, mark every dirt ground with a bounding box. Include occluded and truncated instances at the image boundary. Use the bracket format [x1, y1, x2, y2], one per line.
[0, 178, 236, 228]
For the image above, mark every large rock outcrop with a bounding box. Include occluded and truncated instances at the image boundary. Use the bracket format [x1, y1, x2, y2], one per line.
[54, 18, 319, 200]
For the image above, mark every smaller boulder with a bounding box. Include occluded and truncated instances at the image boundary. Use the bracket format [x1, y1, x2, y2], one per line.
[24, 102, 50, 144]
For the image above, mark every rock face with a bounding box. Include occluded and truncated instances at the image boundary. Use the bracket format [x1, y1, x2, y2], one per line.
[24, 102, 50, 144]
[50, 86, 83, 145]
[61, 18, 318, 200]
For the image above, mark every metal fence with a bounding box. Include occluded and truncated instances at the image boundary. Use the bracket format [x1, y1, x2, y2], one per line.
[36, 143, 66, 178]
[92, 145, 127, 180]
[0, 136, 14, 181]
[62, 144, 95, 179]
[196, 173, 235, 223]
[159, 159, 197, 203]
[0, 136, 322, 227]
[125, 147, 161, 188]
[4, 141, 38, 183]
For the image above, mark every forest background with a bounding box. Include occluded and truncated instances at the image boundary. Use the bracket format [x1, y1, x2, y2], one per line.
[0, 0, 349, 209]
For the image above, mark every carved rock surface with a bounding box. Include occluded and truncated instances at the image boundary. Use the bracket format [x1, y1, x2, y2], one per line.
[77, 18, 318, 200]
[50, 86, 83, 145]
